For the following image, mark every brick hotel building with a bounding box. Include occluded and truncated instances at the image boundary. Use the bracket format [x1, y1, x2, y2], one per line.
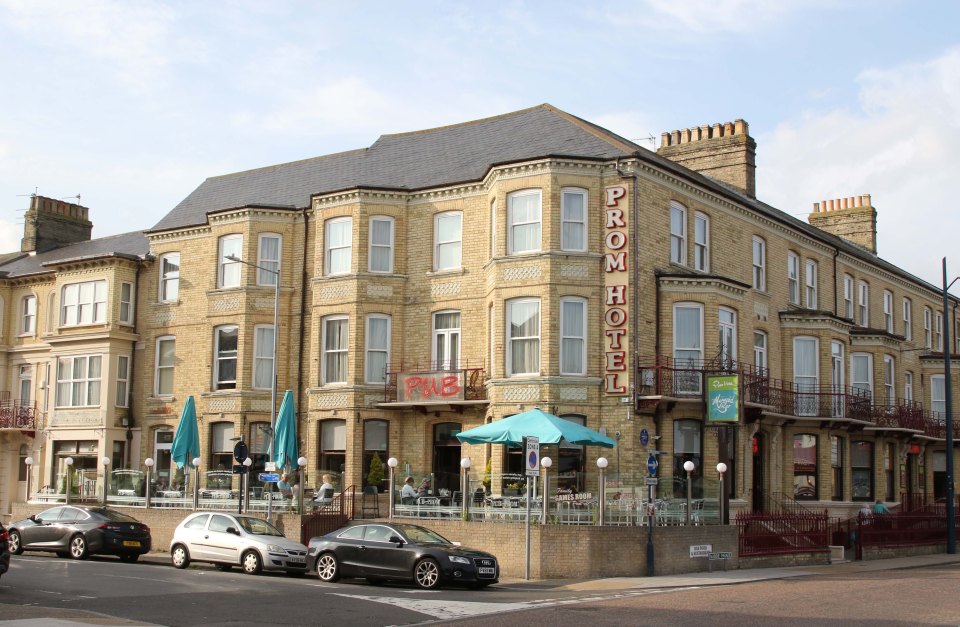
[1, 104, 957, 520]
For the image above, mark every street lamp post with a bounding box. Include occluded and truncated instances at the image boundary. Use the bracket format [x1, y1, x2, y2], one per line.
[144, 458, 154, 508]
[297, 456, 308, 514]
[597, 457, 609, 526]
[101, 456, 111, 505]
[460, 458, 471, 520]
[241, 457, 253, 514]
[65, 456, 74, 506]
[24, 456, 33, 503]
[717, 462, 728, 526]
[541, 456, 552, 525]
[943, 258, 957, 554]
[683, 460, 695, 526]
[192, 457, 201, 510]
[387, 457, 398, 518]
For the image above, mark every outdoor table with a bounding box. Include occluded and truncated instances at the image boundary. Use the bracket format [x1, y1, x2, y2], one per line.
[117, 489, 137, 497]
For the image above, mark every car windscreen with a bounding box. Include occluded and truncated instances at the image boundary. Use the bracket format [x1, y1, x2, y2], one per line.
[237, 517, 284, 537]
[92, 509, 142, 523]
[396, 524, 451, 545]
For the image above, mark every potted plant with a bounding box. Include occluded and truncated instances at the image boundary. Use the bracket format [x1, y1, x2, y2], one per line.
[482, 458, 491, 494]
[367, 452, 384, 490]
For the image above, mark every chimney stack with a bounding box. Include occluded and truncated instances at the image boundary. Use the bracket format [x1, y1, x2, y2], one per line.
[808, 194, 877, 254]
[657, 119, 756, 198]
[21, 195, 93, 254]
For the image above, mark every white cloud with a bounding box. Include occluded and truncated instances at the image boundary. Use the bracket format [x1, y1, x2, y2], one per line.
[758, 47, 960, 284]
[0, 218, 20, 252]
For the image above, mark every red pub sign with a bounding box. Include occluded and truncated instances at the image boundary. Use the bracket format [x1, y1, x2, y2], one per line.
[604, 185, 629, 395]
[398, 371, 466, 403]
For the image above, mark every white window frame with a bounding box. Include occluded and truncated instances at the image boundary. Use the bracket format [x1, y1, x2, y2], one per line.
[434, 211, 463, 271]
[560, 188, 587, 252]
[364, 314, 391, 384]
[159, 252, 180, 302]
[936, 311, 943, 351]
[322, 316, 349, 385]
[21, 294, 36, 335]
[904, 371, 913, 402]
[559, 297, 587, 375]
[257, 233, 281, 286]
[324, 217, 353, 276]
[119, 281, 134, 325]
[673, 302, 704, 394]
[116, 355, 130, 408]
[754, 331, 767, 372]
[60, 281, 107, 327]
[831, 340, 845, 417]
[217, 235, 243, 289]
[490, 199, 497, 259]
[506, 298, 541, 376]
[851, 352, 874, 400]
[508, 190, 542, 255]
[694, 212, 709, 272]
[805, 260, 818, 309]
[253, 324, 275, 390]
[858, 281, 869, 326]
[883, 355, 895, 405]
[787, 252, 799, 304]
[432, 310, 462, 371]
[368, 216, 394, 273]
[882, 290, 893, 334]
[55, 354, 102, 408]
[843, 274, 854, 319]
[902, 298, 912, 341]
[793, 336, 819, 416]
[213, 325, 239, 390]
[924, 307, 932, 349]
[752, 236, 766, 291]
[155, 336, 175, 396]
[932, 374, 946, 418]
[719, 307, 737, 366]
[670, 202, 686, 265]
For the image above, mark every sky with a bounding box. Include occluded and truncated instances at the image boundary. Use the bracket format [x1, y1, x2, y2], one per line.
[1, 0, 958, 286]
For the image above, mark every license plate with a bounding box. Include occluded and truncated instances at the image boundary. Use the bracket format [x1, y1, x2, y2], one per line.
[478, 567, 495, 575]
[122, 541, 140, 548]
[289, 556, 305, 564]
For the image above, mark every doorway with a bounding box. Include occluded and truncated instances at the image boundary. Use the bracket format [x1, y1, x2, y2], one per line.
[432, 422, 462, 495]
[752, 432, 765, 512]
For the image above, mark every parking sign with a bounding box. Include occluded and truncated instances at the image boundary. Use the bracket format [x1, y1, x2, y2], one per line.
[525, 436, 540, 477]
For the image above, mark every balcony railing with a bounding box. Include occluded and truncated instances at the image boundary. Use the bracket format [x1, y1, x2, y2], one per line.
[383, 360, 487, 404]
[0, 400, 38, 430]
[638, 356, 959, 438]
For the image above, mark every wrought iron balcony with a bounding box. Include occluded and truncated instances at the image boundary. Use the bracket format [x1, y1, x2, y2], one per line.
[382, 360, 488, 406]
[0, 400, 38, 430]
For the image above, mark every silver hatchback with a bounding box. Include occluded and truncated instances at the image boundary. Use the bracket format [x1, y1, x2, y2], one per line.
[170, 512, 308, 576]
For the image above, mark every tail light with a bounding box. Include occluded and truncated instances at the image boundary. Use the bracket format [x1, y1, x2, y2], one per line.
[0, 528, 7, 541]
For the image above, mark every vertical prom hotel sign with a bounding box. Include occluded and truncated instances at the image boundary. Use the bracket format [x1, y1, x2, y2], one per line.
[604, 186, 629, 395]
[706, 374, 739, 422]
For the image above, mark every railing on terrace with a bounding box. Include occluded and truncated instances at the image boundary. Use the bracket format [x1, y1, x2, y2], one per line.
[856, 510, 960, 553]
[638, 356, 957, 436]
[300, 485, 356, 544]
[383, 360, 488, 403]
[736, 510, 831, 557]
[0, 401, 38, 430]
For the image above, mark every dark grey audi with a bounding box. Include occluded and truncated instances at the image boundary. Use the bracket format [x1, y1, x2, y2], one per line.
[307, 522, 498, 589]
[8, 505, 151, 561]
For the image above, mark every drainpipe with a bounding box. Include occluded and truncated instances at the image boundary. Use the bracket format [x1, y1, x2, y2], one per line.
[125, 257, 145, 469]
[296, 207, 310, 461]
[832, 247, 840, 318]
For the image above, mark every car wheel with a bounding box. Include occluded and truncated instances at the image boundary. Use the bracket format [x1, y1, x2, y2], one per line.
[69, 535, 89, 560]
[414, 558, 441, 590]
[241, 550, 262, 575]
[171, 544, 190, 569]
[315, 552, 340, 582]
[119, 554, 140, 563]
[215, 564, 233, 572]
[8, 530, 23, 555]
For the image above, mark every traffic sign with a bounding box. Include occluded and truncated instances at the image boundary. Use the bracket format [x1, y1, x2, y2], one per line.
[647, 454, 659, 477]
[525, 436, 540, 477]
[639, 429, 649, 446]
[233, 441, 249, 463]
[709, 551, 732, 560]
[258, 473, 280, 482]
[644, 477, 659, 485]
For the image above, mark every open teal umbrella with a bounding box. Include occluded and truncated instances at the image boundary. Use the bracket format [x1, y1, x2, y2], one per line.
[456, 408, 616, 448]
[170, 395, 201, 469]
[272, 390, 299, 469]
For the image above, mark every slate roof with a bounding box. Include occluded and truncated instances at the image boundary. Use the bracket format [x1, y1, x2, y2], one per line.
[0, 231, 149, 278]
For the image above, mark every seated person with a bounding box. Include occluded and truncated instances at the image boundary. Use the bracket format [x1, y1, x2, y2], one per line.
[417, 477, 431, 496]
[400, 476, 418, 504]
[277, 474, 293, 498]
[314, 474, 335, 505]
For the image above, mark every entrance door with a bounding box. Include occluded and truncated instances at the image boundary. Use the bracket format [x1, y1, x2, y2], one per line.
[154, 430, 174, 493]
[752, 432, 764, 512]
[432, 422, 461, 495]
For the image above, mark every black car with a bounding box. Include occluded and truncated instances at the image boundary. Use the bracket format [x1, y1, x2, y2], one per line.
[8, 505, 151, 561]
[307, 522, 498, 589]
[0, 522, 10, 579]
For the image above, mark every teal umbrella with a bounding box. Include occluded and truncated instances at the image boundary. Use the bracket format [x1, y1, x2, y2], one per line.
[456, 408, 616, 448]
[272, 390, 299, 469]
[170, 396, 201, 469]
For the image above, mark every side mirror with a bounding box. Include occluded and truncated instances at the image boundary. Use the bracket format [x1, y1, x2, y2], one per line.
[388, 535, 404, 546]
[226, 527, 240, 536]
[29, 514, 38, 523]
[452, 541, 462, 547]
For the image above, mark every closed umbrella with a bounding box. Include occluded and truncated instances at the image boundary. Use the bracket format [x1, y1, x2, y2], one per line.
[456, 408, 616, 447]
[272, 390, 299, 469]
[170, 396, 201, 469]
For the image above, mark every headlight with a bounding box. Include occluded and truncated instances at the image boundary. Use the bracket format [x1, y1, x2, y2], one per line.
[449, 555, 471, 564]
[267, 544, 286, 553]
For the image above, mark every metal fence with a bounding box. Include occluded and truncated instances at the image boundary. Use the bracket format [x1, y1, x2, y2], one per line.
[300, 485, 356, 544]
[736, 510, 831, 557]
